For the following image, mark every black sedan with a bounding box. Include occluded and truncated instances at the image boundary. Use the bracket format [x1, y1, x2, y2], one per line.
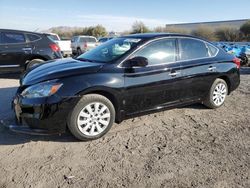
[12, 33, 240, 141]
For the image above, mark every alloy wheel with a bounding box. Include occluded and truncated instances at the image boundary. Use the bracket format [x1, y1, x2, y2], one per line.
[77, 102, 111, 136]
[212, 83, 227, 106]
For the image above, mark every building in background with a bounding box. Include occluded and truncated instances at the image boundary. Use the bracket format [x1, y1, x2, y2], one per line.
[166, 19, 249, 32]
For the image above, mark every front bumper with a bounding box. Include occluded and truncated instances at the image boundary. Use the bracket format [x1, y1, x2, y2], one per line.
[13, 94, 79, 134]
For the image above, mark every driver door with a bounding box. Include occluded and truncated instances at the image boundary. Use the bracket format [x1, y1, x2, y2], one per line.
[123, 38, 183, 116]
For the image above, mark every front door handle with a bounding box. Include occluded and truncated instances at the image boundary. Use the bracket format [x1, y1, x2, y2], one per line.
[169, 71, 180, 77]
[208, 66, 216, 71]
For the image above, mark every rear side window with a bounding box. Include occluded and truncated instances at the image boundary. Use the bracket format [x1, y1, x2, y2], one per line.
[1, 32, 26, 44]
[179, 38, 209, 60]
[27, 34, 41, 42]
[133, 39, 176, 66]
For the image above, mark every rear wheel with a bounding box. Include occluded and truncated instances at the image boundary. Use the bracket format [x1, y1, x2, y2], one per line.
[26, 59, 44, 70]
[77, 48, 82, 56]
[203, 78, 228, 109]
[68, 94, 115, 141]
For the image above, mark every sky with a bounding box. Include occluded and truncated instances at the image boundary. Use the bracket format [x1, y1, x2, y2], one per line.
[0, 0, 249, 32]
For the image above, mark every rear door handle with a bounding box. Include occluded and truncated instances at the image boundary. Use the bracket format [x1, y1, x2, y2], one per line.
[169, 71, 180, 77]
[22, 47, 32, 51]
[208, 66, 216, 71]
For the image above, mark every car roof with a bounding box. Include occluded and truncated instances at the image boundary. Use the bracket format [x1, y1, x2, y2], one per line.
[0, 28, 42, 35]
[122, 33, 206, 41]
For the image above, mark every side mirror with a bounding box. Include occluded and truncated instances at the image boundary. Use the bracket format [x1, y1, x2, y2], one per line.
[127, 56, 148, 67]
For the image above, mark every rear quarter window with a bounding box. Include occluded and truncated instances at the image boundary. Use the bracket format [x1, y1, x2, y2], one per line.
[27, 34, 41, 42]
[1, 32, 26, 44]
[206, 43, 219, 57]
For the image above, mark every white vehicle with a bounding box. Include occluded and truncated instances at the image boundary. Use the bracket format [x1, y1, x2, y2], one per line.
[46, 33, 72, 57]
[71, 36, 98, 55]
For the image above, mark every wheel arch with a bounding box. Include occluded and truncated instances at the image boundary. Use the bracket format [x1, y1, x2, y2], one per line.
[78, 87, 123, 123]
[217, 75, 231, 94]
[24, 55, 48, 69]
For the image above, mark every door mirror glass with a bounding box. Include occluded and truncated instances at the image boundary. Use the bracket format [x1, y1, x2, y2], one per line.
[127, 56, 148, 67]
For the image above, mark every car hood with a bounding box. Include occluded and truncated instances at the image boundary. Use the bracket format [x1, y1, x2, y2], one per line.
[21, 58, 104, 86]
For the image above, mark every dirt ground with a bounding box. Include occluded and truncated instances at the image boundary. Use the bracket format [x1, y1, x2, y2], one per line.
[0, 70, 249, 188]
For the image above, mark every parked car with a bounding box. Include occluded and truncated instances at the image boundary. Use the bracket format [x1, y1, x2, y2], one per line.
[98, 37, 113, 44]
[12, 33, 240, 141]
[214, 42, 249, 66]
[45, 33, 72, 57]
[71, 36, 98, 55]
[0, 29, 62, 73]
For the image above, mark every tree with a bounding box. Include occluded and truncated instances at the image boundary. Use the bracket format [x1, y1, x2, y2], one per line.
[191, 26, 217, 41]
[131, 21, 150, 34]
[215, 27, 240, 42]
[164, 26, 189, 34]
[49, 25, 107, 39]
[240, 20, 250, 40]
[83, 25, 107, 38]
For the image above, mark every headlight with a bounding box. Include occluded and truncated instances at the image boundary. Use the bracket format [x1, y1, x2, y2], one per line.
[21, 81, 63, 98]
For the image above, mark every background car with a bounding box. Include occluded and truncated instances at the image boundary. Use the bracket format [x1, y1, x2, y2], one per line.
[12, 33, 240, 141]
[98, 37, 113, 44]
[214, 42, 250, 66]
[71, 35, 98, 56]
[45, 33, 72, 57]
[0, 29, 62, 74]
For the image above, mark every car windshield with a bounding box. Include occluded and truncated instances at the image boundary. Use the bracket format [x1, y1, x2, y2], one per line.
[77, 37, 142, 63]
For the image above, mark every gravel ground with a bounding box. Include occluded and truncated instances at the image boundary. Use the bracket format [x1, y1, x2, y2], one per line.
[0, 70, 249, 188]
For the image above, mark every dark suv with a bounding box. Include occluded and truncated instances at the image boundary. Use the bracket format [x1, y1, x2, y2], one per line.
[12, 33, 240, 141]
[0, 29, 62, 74]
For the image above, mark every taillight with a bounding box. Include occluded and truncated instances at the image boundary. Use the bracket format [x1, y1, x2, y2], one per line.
[233, 57, 241, 69]
[49, 43, 60, 52]
[83, 43, 88, 48]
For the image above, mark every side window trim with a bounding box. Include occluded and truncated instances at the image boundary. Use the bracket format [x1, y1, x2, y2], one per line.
[118, 36, 219, 68]
[176, 38, 219, 62]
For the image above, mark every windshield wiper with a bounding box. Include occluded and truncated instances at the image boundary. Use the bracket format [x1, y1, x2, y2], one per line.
[77, 58, 106, 64]
[77, 58, 94, 62]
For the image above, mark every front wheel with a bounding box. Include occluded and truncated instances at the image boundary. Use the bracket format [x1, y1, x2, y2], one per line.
[68, 94, 115, 141]
[203, 78, 228, 109]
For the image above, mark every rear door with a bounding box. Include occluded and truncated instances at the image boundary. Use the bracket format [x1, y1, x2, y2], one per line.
[0, 31, 29, 73]
[177, 38, 220, 101]
[124, 38, 183, 116]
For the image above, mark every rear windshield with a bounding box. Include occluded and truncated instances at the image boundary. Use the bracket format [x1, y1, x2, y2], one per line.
[80, 37, 97, 43]
[47, 34, 60, 41]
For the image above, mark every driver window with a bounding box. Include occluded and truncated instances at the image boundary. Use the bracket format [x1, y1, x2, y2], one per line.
[133, 39, 176, 66]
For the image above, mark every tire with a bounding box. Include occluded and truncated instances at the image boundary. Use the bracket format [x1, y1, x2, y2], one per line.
[77, 48, 82, 56]
[67, 94, 115, 141]
[203, 78, 228, 109]
[26, 59, 44, 70]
